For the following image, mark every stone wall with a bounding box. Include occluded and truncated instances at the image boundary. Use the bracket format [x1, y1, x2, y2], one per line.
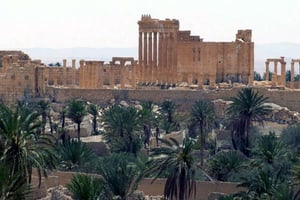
[31, 171, 242, 200]
[46, 86, 300, 112]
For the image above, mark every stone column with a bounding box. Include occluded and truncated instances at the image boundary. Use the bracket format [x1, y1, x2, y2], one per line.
[173, 32, 178, 84]
[265, 62, 269, 82]
[143, 32, 148, 82]
[153, 32, 158, 83]
[209, 75, 216, 87]
[63, 64, 67, 86]
[120, 61, 125, 89]
[198, 73, 203, 89]
[63, 59, 67, 67]
[162, 32, 168, 83]
[132, 61, 137, 89]
[167, 32, 172, 83]
[98, 62, 104, 89]
[248, 42, 254, 85]
[281, 62, 286, 85]
[79, 60, 84, 88]
[72, 59, 76, 68]
[148, 32, 153, 82]
[109, 62, 115, 89]
[274, 61, 278, 85]
[158, 32, 163, 83]
[291, 62, 295, 83]
[70, 59, 76, 87]
[138, 32, 143, 82]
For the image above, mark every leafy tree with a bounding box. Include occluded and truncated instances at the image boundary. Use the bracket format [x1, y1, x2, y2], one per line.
[88, 103, 99, 135]
[281, 123, 300, 155]
[286, 70, 292, 82]
[254, 71, 262, 81]
[66, 99, 87, 140]
[0, 102, 57, 188]
[208, 150, 247, 181]
[226, 88, 271, 156]
[190, 100, 215, 166]
[263, 71, 273, 81]
[147, 137, 201, 200]
[97, 153, 145, 200]
[102, 105, 142, 155]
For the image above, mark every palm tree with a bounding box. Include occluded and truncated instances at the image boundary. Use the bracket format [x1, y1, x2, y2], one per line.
[102, 105, 142, 155]
[250, 132, 289, 170]
[208, 150, 247, 181]
[227, 132, 295, 199]
[226, 87, 271, 156]
[0, 102, 57, 187]
[36, 100, 49, 133]
[57, 139, 96, 171]
[97, 153, 145, 200]
[88, 103, 99, 135]
[190, 100, 215, 166]
[66, 174, 108, 200]
[66, 99, 87, 140]
[147, 137, 199, 200]
[139, 101, 157, 148]
[36, 100, 54, 134]
[0, 162, 31, 200]
[160, 99, 178, 134]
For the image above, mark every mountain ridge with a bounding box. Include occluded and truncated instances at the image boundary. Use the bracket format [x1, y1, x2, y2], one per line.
[18, 43, 300, 74]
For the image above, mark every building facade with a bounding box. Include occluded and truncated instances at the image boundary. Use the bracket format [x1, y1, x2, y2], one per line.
[137, 15, 254, 87]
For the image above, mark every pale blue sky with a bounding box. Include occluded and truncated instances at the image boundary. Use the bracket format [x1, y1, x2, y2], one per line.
[1, 0, 299, 48]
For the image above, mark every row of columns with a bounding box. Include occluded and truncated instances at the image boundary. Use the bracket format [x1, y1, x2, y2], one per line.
[48, 59, 77, 87]
[110, 59, 137, 89]
[265, 58, 286, 86]
[138, 31, 177, 84]
[78, 59, 137, 89]
[290, 59, 300, 88]
[79, 60, 104, 89]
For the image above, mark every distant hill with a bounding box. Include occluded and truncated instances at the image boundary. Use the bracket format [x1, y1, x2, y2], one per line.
[21, 47, 137, 66]
[21, 43, 300, 73]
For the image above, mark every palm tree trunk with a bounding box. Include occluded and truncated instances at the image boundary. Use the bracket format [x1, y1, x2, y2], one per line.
[48, 114, 53, 134]
[245, 119, 250, 156]
[77, 122, 81, 140]
[42, 113, 46, 134]
[61, 112, 65, 129]
[200, 122, 204, 166]
[92, 117, 97, 135]
[231, 130, 237, 150]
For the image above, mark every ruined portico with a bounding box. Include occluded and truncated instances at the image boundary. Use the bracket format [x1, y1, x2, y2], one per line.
[289, 59, 300, 88]
[265, 57, 286, 86]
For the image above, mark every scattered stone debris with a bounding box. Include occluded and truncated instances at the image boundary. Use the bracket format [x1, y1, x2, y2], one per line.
[38, 185, 72, 200]
[212, 99, 300, 125]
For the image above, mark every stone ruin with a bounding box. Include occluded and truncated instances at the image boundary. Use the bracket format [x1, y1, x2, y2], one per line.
[0, 15, 255, 104]
[212, 99, 300, 125]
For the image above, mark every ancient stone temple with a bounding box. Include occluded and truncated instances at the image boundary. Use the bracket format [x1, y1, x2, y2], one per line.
[0, 15, 255, 103]
[137, 15, 254, 87]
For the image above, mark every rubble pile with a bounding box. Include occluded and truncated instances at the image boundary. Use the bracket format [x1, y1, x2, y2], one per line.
[212, 99, 300, 125]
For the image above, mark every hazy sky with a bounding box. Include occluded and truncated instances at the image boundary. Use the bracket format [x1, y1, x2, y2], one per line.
[1, 0, 299, 48]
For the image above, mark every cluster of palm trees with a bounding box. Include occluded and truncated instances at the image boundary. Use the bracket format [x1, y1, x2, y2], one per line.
[2, 87, 300, 199]
[0, 101, 57, 199]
